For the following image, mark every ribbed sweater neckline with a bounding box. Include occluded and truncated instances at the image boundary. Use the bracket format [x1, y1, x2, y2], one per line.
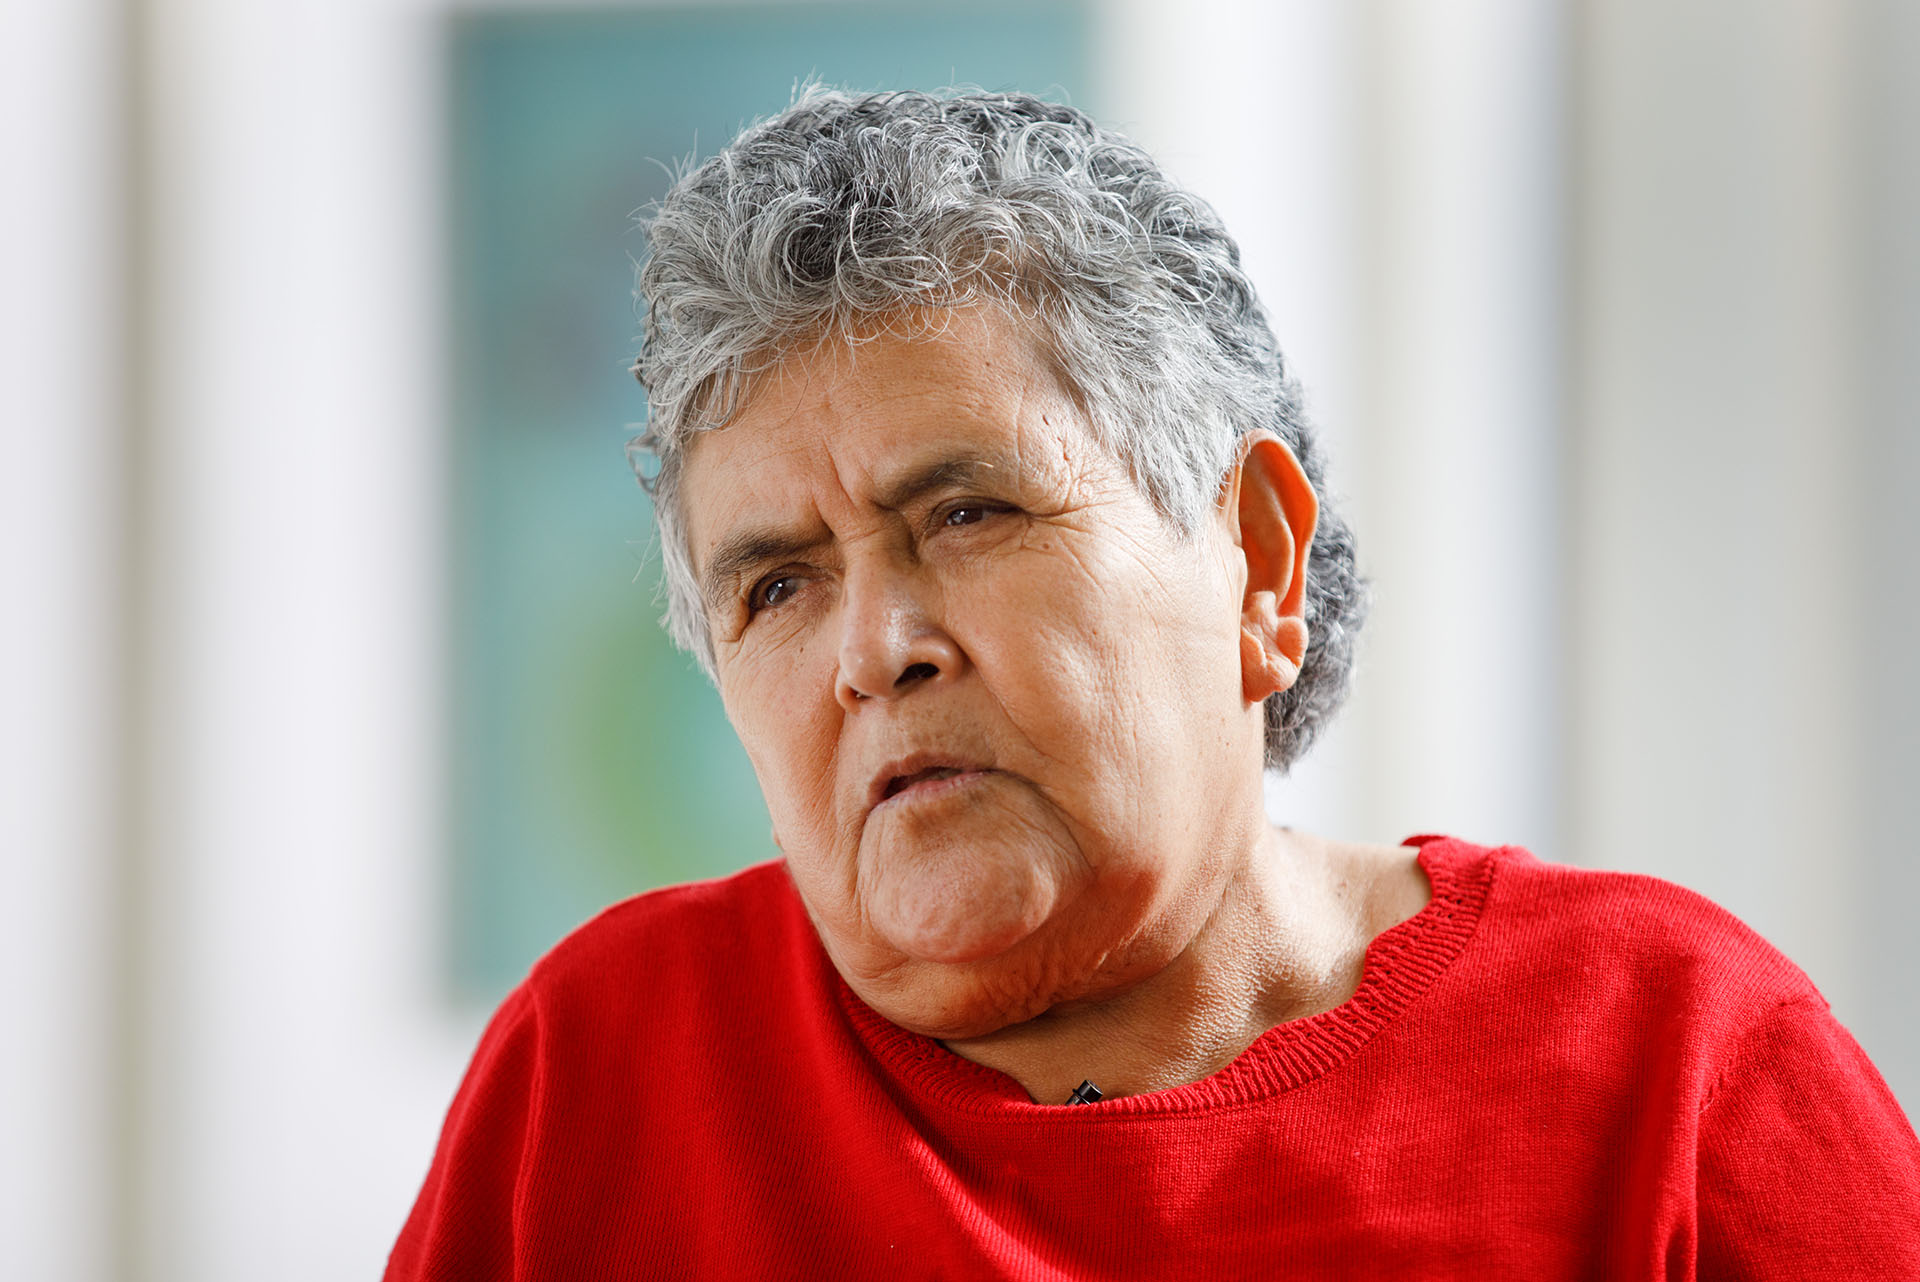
[832, 835, 1499, 1120]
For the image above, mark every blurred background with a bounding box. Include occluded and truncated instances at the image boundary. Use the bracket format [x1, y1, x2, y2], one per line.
[5, 0, 1915, 1277]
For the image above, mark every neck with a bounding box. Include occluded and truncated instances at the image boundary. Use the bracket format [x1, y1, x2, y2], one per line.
[941, 827, 1388, 1106]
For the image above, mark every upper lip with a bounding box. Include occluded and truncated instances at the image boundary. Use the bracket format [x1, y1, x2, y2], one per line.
[866, 752, 992, 811]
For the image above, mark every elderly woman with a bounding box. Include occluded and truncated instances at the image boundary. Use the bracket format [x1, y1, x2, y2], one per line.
[388, 90, 1919, 1278]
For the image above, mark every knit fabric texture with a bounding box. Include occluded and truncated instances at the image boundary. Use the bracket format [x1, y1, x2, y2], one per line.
[386, 837, 1920, 1279]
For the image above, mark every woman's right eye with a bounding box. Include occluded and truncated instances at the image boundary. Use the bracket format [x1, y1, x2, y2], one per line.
[749, 574, 800, 614]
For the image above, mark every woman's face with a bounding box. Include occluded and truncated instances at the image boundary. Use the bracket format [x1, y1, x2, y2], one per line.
[678, 309, 1271, 1038]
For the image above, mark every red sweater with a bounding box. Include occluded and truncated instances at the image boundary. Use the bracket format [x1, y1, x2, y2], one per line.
[387, 837, 1920, 1279]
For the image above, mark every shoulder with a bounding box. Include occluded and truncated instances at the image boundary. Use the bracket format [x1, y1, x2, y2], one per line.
[533, 856, 802, 969]
[439, 857, 847, 1139]
[1406, 836, 1831, 1092]
[389, 862, 823, 1278]
[1458, 838, 1824, 1012]
[517, 858, 818, 1030]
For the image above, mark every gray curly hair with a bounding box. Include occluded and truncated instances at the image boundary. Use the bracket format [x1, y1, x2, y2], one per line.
[630, 87, 1367, 770]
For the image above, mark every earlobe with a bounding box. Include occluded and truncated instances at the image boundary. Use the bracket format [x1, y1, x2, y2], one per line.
[1241, 599, 1307, 702]
[1230, 432, 1318, 703]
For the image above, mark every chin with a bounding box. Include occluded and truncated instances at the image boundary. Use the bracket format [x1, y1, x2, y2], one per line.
[861, 938, 1121, 1042]
[852, 956, 1057, 1041]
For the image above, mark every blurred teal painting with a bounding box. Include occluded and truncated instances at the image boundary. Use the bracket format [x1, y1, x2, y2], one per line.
[447, 3, 1092, 1001]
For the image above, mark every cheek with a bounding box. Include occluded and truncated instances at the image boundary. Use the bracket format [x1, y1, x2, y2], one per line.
[973, 543, 1233, 716]
[722, 652, 842, 845]
[956, 614, 1161, 844]
[962, 551, 1242, 813]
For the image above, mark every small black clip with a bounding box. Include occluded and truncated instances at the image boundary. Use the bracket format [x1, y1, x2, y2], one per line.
[1065, 1079, 1103, 1106]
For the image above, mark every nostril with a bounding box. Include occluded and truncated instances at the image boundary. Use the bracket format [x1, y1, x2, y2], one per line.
[897, 662, 939, 687]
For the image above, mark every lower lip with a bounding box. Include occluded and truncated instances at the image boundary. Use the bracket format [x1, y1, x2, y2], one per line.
[876, 769, 993, 811]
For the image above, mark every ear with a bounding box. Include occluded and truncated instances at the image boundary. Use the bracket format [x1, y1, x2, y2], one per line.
[1219, 431, 1318, 704]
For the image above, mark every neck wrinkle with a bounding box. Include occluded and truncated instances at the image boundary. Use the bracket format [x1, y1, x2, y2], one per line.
[942, 824, 1372, 1104]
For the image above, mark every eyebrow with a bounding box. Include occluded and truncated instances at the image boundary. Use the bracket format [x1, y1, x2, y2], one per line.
[697, 453, 1012, 612]
[874, 455, 1004, 510]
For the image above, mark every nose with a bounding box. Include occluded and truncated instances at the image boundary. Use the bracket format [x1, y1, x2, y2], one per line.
[834, 560, 963, 710]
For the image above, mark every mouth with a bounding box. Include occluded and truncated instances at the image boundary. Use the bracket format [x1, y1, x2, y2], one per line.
[868, 755, 993, 811]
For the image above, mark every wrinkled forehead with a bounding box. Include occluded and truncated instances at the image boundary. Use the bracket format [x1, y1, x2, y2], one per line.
[674, 309, 1113, 565]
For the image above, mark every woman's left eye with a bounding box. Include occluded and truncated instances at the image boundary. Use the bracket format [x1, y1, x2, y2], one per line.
[942, 503, 1000, 528]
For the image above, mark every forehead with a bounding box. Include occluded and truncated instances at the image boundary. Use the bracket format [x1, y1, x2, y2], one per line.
[678, 310, 1105, 562]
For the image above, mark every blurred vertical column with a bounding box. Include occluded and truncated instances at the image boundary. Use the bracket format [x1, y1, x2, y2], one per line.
[1566, 0, 1916, 1109]
[1339, 0, 1567, 851]
[0, 1, 121, 1279]
[1094, 0, 1366, 835]
[1100, 0, 1567, 848]
[122, 0, 474, 1277]
[1856, 0, 1920, 1111]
